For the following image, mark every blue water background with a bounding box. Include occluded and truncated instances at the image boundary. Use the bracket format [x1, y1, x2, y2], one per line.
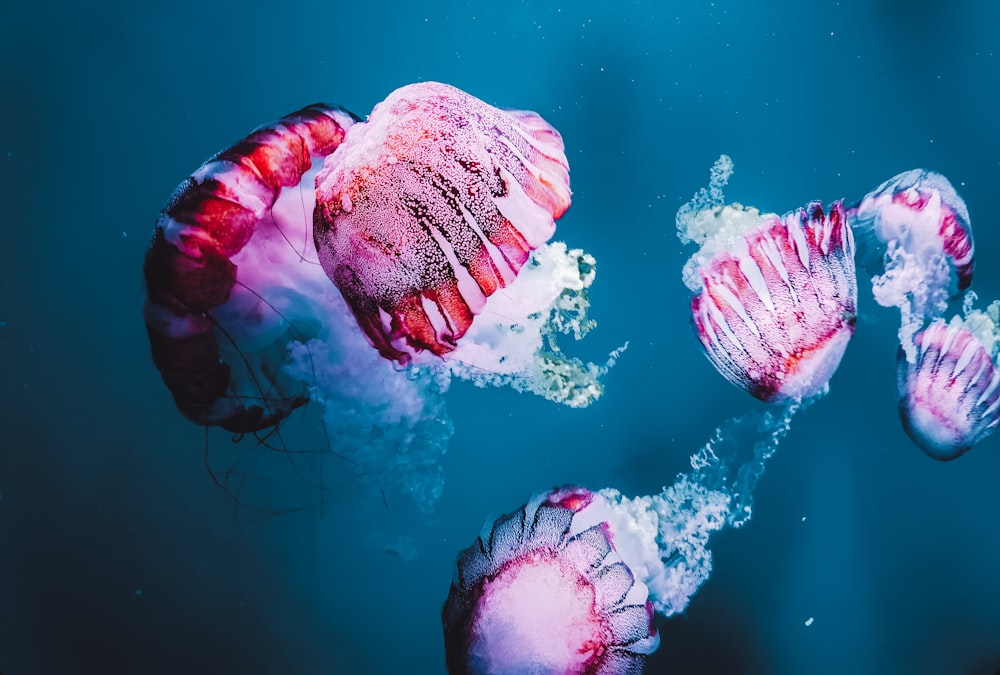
[2, 0, 999, 672]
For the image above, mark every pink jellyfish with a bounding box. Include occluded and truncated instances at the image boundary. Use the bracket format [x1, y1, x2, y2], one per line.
[898, 304, 1000, 460]
[848, 169, 974, 363]
[143, 103, 359, 433]
[443, 486, 661, 674]
[849, 168, 974, 296]
[314, 82, 571, 365]
[849, 170, 989, 458]
[443, 369, 817, 671]
[677, 157, 858, 404]
[443, 474, 744, 671]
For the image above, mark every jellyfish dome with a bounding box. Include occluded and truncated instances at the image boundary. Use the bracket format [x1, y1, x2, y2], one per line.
[143, 103, 360, 433]
[849, 169, 973, 295]
[898, 299, 1000, 461]
[143, 82, 616, 512]
[848, 170, 974, 362]
[442, 486, 661, 675]
[311, 81, 617, 408]
[443, 477, 741, 672]
[314, 81, 571, 365]
[676, 157, 858, 403]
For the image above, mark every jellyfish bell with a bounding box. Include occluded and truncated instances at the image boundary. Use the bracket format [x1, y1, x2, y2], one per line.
[310, 81, 613, 409]
[143, 103, 360, 433]
[313, 81, 572, 366]
[676, 157, 858, 404]
[688, 201, 858, 403]
[848, 170, 974, 363]
[897, 302, 1000, 461]
[443, 477, 737, 673]
[848, 169, 974, 295]
[141, 101, 454, 511]
[443, 486, 660, 675]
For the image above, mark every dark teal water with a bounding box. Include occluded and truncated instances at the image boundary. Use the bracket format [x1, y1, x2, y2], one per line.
[2, 0, 999, 673]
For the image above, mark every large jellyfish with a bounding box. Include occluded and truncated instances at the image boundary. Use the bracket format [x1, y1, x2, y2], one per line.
[443, 402, 804, 673]
[847, 169, 974, 362]
[143, 82, 618, 512]
[897, 296, 1000, 460]
[313, 83, 570, 365]
[676, 156, 858, 404]
[143, 103, 359, 434]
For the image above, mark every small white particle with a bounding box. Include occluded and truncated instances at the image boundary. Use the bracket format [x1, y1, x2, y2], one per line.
[805, 617, 814, 626]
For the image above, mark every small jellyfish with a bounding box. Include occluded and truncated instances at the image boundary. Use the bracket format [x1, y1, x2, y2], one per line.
[849, 169, 973, 294]
[848, 169, 974, 362]
[677, 158, 857, 403]
[897, 300, 1000, 460]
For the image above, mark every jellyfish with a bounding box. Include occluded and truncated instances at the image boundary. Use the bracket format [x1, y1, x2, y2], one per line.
[847, 170, 991, 458]
[143, 102, 359, 433]
[143, 82, 619, 513]
[442, 486, 661, 674]
[676, 156, 858, 404]
[847, 169, 974, 362]
[897, 297, 1000, 460]
[663, 156, 851, 527]
[443, 402, 805, 673]
[313, 82, 570, 365]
